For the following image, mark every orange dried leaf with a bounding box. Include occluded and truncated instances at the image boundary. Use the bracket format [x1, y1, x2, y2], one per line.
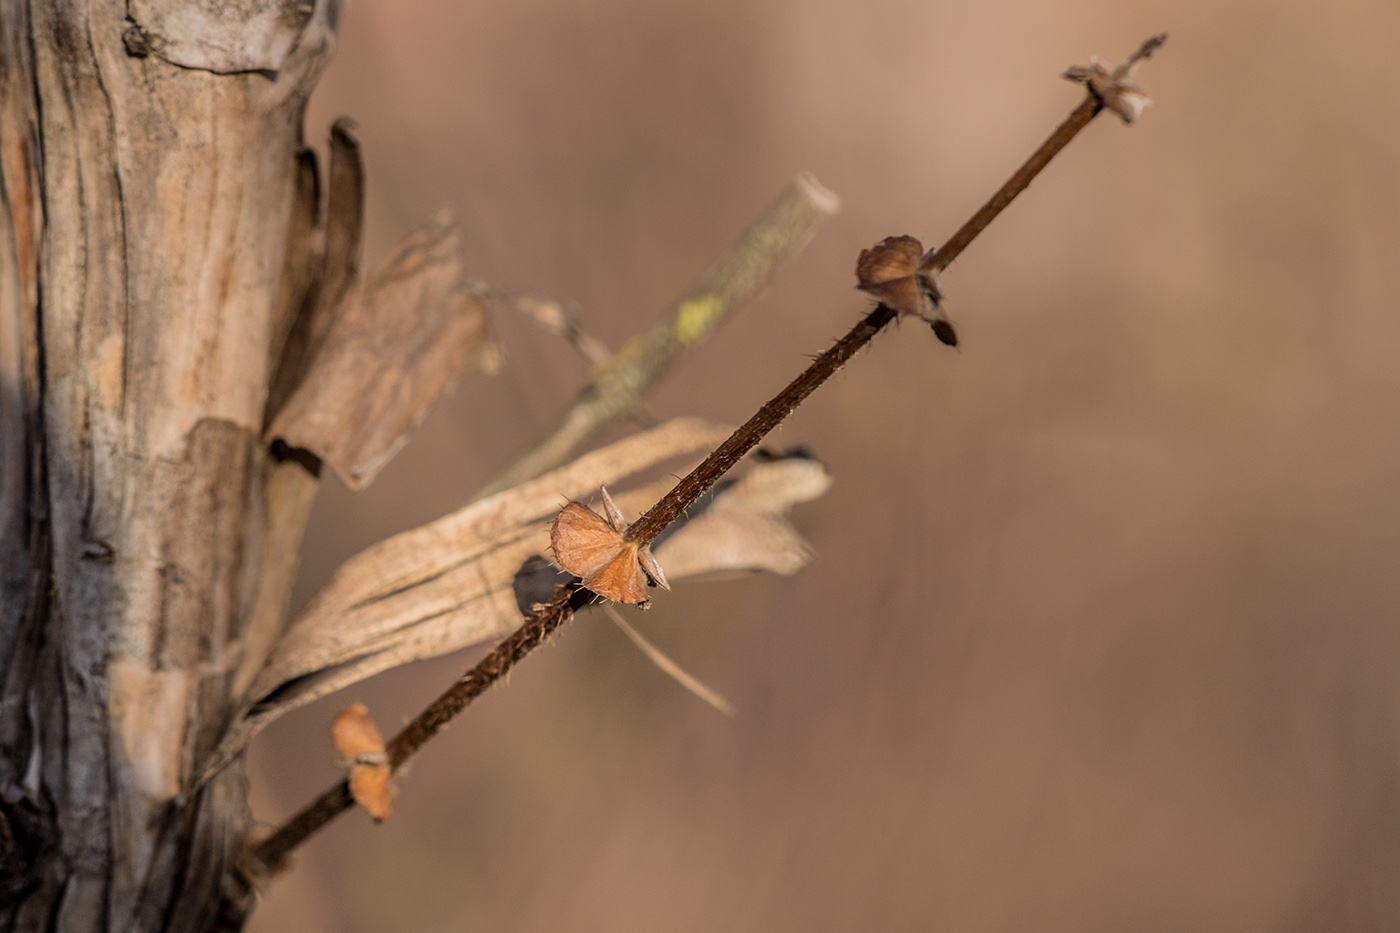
[331, 703, 386, 760]
[550, 487, 665, 606]
[348, 762, 396, 822]
[582, 543, 650, 604]
[331, 703, 395, 822]
[551, 502, 627, 576]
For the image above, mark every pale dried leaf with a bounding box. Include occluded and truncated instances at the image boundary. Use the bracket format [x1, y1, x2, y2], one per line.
[201, 418, 732, 778]
[267, 213, 498, 489]
[651, 453, 832, 579]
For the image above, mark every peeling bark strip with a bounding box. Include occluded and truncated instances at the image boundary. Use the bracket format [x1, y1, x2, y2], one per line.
[264, 118, 361, 426]
[266, 212, 497, 489]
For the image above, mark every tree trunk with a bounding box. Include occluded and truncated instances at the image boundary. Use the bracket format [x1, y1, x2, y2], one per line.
[0, 1, 340, 929]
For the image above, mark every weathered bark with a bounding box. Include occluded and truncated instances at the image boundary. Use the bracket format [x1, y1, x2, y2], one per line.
[0, 1, 344, 929]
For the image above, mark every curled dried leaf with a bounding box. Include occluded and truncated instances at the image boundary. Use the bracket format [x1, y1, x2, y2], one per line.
[199, 418, 731, 785]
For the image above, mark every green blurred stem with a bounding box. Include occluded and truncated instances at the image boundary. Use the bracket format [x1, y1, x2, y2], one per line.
[471, 172, 841, 500]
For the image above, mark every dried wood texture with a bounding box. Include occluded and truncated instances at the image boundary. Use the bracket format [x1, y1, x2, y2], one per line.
[0, 0, 339, 925]
[0, 1, 493, 929]
[125, 0, 325, 75]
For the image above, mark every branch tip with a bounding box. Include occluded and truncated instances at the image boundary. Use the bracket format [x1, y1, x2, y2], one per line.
[1064, 32, 1167, 125]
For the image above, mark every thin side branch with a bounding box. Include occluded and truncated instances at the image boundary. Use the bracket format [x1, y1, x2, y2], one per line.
[247, 34, 1164, 877]
[497, 293, 615, 368]
[605, 605, 736, 716]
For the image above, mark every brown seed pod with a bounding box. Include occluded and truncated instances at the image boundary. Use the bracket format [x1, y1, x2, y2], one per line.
[550, 486, 669, 607]
[855, 235, 957, 346]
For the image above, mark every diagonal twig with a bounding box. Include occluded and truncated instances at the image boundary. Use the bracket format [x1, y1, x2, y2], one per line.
[490, 290, 659, 426]
[495, 292, 615, 368]
[245, 33, 1166, 879]
[603, 605, 736, 717]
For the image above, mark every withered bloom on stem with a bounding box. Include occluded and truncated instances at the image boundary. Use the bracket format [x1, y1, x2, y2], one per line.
[855, 234, 957, 346]
[550, 486, 669, 607]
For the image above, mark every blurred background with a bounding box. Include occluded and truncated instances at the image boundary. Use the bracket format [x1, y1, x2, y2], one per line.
[247, 0, 1400, 929]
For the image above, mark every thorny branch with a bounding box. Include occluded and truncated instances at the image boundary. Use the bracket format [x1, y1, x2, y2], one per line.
[246, 32, 1167, 879]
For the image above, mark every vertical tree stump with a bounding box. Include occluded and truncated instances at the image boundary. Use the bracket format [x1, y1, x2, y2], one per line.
[0, 2, 340, 929]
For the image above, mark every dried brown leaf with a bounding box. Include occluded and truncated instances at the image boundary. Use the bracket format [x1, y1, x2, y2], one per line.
[551, 486, 670, 606]
[267, 212, 498, 489]
[855, 235, 956, 346]
[1063, 34, 1165, 125]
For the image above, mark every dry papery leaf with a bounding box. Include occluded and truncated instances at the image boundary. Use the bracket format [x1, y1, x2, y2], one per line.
[551, 486, 669, 606]
[200, 427, 831, 782]
[267, 212, 499, 490]
[1063, 35, 1164, 126]
[331, 703, 396, 822]
[201, 418, 725, 778]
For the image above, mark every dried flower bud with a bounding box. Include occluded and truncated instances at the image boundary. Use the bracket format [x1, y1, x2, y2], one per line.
[1064, 32, 1165, 125]
[550, 486, 669, 607]
[855, 235, 957, 346]
[331, 703, 396, 822]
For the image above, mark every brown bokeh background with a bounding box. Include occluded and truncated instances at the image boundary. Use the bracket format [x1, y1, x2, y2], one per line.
[247, 1, 1400, 929]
